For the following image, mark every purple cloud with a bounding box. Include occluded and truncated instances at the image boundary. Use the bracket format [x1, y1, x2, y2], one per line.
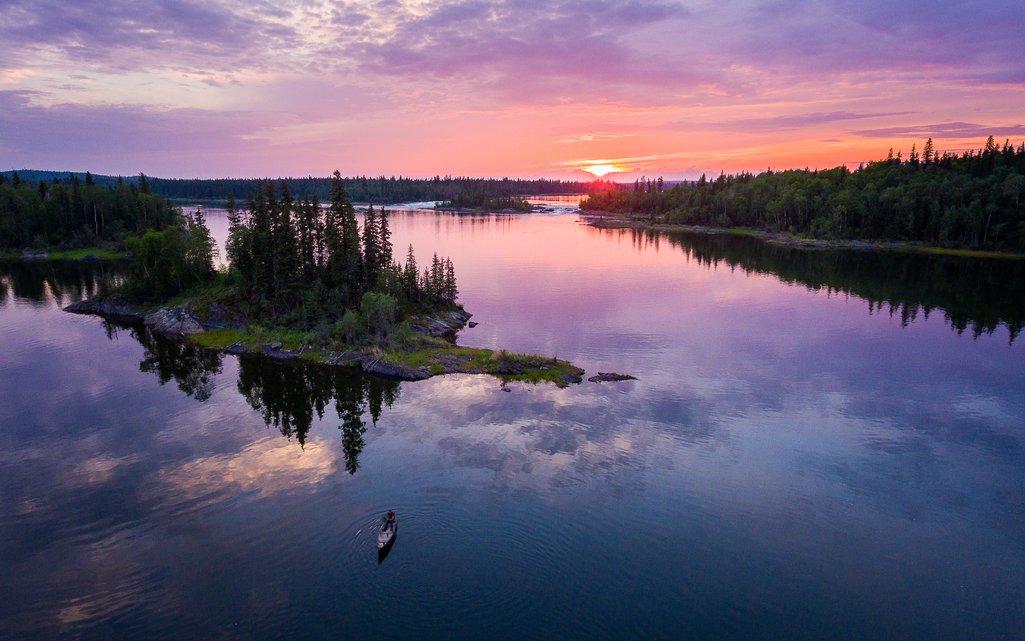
[852, 122, 1025, 139]
[0, 0, 298, 73]
[335, 0, 705, 102]
[0, 90, 277, 175]
[688, 111, 915, 133]
[716, 0, 1025, 79]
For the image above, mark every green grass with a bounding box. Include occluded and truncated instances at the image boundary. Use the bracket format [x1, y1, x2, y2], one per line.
[901, 245, 1025, 260]
[383, 345, 584, 386]
[188, 326, 312, 351]
[37, 247, 125, 260]
[189, 328, 249, 348]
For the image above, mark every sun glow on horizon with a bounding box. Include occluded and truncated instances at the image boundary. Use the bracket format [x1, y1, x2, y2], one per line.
[583, 164, 622, 178]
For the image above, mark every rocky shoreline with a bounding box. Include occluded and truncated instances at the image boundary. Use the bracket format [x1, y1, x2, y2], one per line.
[64, 297, 584, 386]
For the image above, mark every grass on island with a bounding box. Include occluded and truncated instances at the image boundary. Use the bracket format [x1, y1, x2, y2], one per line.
[187, 326, 582, 387]
[384, 345, 582, 386]
[47, 247, 126, 260]
[188, 326, 313, 352]
[1, 246, 126, 261]
[901, 245, 1025, 260]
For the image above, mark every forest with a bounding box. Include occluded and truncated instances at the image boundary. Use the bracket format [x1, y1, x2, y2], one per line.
[0, 171, 179, 250]
[582, 138, 1025, 252]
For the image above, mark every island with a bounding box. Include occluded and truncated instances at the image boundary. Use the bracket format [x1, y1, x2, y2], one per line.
[1, 170, 583, 387]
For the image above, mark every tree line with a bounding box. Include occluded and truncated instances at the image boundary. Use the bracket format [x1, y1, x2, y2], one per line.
[582, 138, 1025, 252]
[0, 171, 178, 250]
[135, 175, 608, 203]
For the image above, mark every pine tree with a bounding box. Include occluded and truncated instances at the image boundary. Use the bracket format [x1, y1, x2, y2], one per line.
[444, 257, 457, 303]
[378, 208, 392, 270]
[402, 244, 418, 299]
[273, 181, 302, 302]
[363, 204, 380, 290]
[324, 170, 362, 301]
[225, 192, 252, 282]
[250, 183, 275, 301]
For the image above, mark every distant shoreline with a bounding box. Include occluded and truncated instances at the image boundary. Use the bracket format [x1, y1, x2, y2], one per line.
[579, 211, 1025, 260]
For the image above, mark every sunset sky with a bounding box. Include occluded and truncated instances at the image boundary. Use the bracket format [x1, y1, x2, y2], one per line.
[2, 0, 1024, 180]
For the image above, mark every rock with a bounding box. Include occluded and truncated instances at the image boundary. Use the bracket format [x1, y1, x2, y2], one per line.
[268, 342, 283, 351]
[64, 297, 144, 322]
[144, 306, 204, 336]
[364, 359, 431, 381]
[468, 321, 478, 328]
[409, 309, 473, 339]
[587, 372, 637, 383]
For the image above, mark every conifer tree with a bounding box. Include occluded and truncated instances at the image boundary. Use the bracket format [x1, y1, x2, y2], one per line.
[378, 208, 392, 269]
[273, 181, 302, 301]
[363, 204, 380, 289]
[402, 244, 418, 299]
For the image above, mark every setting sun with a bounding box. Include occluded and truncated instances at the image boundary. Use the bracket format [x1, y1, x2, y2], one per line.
[583, 164, 621, 178]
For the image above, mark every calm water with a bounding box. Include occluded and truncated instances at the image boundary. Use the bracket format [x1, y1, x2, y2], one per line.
[1, 205, 1024, 640]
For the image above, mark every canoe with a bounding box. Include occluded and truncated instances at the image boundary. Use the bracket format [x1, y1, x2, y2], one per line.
[378, 514, 398, 550]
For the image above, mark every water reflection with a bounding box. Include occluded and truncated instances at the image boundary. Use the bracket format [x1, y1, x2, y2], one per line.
[2, 217, 1024, 641]
[136, 329, 224, 402]
[124, 323, 401, 473]
[235, 356, 400, 472]
[0, 260, 118, 308]
[598, 227, 1025, 342]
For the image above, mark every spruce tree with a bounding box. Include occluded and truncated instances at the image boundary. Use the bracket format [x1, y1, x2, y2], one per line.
[363, 204, 380, 290]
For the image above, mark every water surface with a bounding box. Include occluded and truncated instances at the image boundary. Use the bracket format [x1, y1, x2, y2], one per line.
[1, 206, 1023, 640]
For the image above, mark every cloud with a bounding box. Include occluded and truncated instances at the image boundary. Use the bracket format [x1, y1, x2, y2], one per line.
[689, 111, 914, 133]
[853, 121, 1025, 139]
[0, 90, 278, 175]
[556, 132, 637, 144]
[336, 0, 705, 102]
[0, 0, 299, 74]
[715, 0, 1025, 79]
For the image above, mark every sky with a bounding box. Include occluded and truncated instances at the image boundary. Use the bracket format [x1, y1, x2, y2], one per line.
[1, 0, 1024, 180]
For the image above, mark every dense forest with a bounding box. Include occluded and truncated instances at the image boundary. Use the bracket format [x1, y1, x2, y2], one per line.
[582, 138, 1025, 252]
[202, 171, 459, 337]
[0, 171, 179, 250]
[2, 171, 613, 204]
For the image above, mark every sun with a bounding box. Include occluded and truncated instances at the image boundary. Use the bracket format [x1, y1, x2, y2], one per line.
[583, 163, 621, 178]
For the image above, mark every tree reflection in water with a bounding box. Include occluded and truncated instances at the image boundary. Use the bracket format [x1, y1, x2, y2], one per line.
[135, 327, 224, 401]
[235, 356, 399, 473]
[126, 326, 400, 474]
[608, 228, 1025, 343]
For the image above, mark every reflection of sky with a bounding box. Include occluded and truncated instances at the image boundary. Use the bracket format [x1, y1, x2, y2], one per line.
[1, 215, 1024, 640]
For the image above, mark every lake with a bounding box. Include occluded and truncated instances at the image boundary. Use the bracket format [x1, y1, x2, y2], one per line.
[1, 203, 1023, 640]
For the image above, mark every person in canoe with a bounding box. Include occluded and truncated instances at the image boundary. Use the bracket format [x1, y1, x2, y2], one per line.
[383, 510, 396, 532]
